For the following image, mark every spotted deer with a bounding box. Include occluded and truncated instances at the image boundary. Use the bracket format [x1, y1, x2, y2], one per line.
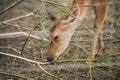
[47, 0, 110, 62]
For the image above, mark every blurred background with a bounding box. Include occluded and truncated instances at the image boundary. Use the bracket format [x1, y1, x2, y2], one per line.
[0, 0, 120, 80]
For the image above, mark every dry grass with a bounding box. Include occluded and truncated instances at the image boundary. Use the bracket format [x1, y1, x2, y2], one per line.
[0, 0, 120, 80]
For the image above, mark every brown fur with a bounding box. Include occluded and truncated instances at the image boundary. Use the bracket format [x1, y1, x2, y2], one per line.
[47, 0, 110, 61]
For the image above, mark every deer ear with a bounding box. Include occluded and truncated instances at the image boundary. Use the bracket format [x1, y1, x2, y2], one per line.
[62, 5, 80, 24]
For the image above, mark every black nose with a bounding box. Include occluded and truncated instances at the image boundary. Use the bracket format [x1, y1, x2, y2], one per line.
[47, 58, 54, 62]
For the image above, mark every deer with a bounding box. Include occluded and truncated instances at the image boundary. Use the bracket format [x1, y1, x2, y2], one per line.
[47, 0, 110, 62]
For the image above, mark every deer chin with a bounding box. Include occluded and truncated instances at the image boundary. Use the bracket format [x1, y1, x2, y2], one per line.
[47, 44, 69, 62]
[55, 40, 70, 57]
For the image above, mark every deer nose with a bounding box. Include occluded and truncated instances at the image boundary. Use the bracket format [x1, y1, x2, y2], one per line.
[47, 57, 54, 62]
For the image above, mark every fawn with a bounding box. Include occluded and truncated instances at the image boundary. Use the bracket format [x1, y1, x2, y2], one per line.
[47, 0, 109, 62]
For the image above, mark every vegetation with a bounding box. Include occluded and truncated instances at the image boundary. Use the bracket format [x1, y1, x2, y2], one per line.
[0, 0, 120, 80]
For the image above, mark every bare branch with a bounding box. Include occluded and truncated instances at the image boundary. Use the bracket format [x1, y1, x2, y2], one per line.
[38, 64, 62, 80]
[0, 52, 47, 65]
[0, 12, 33, 25]
[0, 52, 62, 79]
[0, 32, 41, 40]
[0, 0, 24, 15]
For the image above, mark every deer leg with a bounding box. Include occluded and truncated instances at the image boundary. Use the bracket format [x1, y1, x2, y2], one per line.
[98, 31, 105, 55]
[91, 5, 107, 58]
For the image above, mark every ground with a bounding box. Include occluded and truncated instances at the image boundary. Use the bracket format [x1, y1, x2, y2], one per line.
[0, 0, 120, 80]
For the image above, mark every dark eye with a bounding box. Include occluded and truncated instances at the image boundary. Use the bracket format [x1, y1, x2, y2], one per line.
[54, 36, 58, 41]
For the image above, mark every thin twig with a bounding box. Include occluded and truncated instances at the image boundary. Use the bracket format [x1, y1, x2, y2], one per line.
[0, 0, 24, 15]
[0, 52, 47, 65]
[21, 0, 47, 55]
[0, 12, 33, 25]
[0, 72, 33, 80]
[0, 22, 31, 30]
[0, 52, 62, 79]
[0, 47, 21, 54]
[94, 67, 120, 80]
[20, 23, 41, 55]
[0, 32, 41, 40]
[87, 59, 93, 80]
[38, 64, 62, 80]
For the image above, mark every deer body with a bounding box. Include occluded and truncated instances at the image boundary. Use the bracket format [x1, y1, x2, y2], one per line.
[47, 0, 110, 62]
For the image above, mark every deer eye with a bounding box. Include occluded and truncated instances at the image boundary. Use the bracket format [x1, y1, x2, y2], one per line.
[54, 35, 58, 41]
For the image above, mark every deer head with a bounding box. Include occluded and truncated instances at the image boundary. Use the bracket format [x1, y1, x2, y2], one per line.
[47, 6, 80, 62]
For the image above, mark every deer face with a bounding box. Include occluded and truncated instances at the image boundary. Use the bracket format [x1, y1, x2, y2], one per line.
[47, 6, 80, 62]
